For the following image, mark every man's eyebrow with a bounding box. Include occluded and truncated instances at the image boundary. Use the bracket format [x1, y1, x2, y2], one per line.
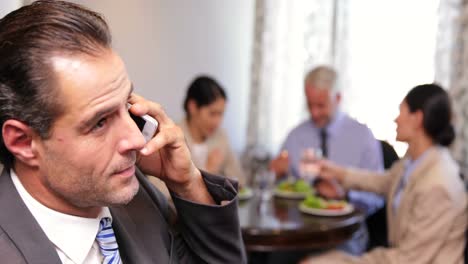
[79, 82, 133, 130]
[79, 106, 118, 130]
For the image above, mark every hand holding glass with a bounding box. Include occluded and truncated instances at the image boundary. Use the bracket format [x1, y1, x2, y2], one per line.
[299, 148, 322, 181]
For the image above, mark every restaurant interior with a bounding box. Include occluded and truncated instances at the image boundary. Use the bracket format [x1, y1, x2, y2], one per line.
[1, 1, 467, 263]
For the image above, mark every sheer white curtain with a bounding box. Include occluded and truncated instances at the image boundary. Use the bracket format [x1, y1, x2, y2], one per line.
[247, 0, 440, 157]
[436, 0, 468, 181]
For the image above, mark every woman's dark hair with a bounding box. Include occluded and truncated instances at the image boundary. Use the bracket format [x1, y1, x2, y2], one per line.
[183, 76, 227, 118]
[404, 83, 455, 146]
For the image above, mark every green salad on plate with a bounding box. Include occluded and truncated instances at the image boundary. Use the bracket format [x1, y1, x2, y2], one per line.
[301, 194, 347, 210]
[276, 179, 312, 193]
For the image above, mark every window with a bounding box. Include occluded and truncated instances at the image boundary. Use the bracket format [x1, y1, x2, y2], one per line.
[249, 0, 440, 157]
[345, 0, 439, 156]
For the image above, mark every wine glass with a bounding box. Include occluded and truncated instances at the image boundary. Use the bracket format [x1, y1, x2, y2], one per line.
[299, 148, 323, 181]
[254, 169, 276, 201]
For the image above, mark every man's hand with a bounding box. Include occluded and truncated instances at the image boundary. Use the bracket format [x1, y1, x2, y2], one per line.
[315, 179, 345, 200]
[129, 94, 214, 204]
[269, 150, 289, 178]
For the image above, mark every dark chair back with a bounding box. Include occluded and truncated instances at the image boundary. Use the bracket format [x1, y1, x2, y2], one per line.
[366, 140, 399, 250]
[460, 174, 467, 264]
[465, 228, 467, 264]
[380, 140, 399, 169]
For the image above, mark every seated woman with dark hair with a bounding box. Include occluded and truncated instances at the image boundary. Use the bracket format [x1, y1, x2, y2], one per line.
[180, 75, 246, 185]
[301, 84, 467, 264]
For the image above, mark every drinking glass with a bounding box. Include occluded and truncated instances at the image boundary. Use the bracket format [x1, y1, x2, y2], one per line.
[254, 169, 276, 201]
[299, 148, 322, 181]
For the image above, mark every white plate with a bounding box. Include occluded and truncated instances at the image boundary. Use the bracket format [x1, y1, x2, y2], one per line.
[273, 189, 310, 199]
[238, 187, 253, 200]
[299, 203, 354, 216]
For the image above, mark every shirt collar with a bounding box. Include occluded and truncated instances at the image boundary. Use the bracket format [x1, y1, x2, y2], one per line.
[310, 111, 343, 137]
[402, 147, 432, 185]
[11, 169, 111, 264]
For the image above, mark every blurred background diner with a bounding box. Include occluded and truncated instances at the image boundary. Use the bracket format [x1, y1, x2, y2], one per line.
[2, 0, 467, 263]
[301, 83, 467, 263]
[179, 75, 246, 185]
[269, 65, 384, 256]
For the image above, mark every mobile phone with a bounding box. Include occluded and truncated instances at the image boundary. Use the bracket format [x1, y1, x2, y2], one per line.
[129, 111, 158, 142]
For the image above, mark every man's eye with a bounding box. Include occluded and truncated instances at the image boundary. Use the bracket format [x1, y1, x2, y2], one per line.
[92, 118, 108, 131]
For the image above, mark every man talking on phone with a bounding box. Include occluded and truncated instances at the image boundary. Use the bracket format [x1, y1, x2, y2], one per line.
[0, 1, 246, 263]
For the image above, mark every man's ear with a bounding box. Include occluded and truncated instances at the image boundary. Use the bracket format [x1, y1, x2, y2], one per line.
[334, 91, 342, 104]
[2, 120, 39, 167]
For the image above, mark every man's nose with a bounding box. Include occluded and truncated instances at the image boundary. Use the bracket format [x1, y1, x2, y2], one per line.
[311, 108, 320, 118]
[117, 114, 146, 154]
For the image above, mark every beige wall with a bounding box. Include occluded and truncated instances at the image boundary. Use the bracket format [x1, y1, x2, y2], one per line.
[0, 0, 21, 18]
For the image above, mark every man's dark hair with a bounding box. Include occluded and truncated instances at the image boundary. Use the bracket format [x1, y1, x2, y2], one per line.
[0, 0, 112, 168]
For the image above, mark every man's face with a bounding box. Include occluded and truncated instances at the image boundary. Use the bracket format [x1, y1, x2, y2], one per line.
[34, 50, 146, 210]
[305, 85, 339, 128]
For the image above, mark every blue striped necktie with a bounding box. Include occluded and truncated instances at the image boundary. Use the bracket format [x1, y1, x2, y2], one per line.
[96, 217, 122, 264]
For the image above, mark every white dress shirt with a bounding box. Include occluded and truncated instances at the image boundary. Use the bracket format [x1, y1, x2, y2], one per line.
[11, 169, 113, 264]
[191, 142, 209, 170]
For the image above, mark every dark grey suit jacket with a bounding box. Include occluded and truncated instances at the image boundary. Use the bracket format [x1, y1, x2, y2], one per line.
[0, 168, 246, 263]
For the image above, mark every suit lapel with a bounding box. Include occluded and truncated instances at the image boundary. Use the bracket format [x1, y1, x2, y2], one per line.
[109, 170, 172, 264]
[111, 206, 148, 264]
[0, 169, 61, 264]
[386, 161, 406, 244]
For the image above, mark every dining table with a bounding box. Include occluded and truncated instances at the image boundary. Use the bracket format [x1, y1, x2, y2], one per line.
[238, 190, 365, 252]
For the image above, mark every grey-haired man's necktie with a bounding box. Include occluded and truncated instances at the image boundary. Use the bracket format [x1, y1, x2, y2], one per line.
[320, 128, 328, 158]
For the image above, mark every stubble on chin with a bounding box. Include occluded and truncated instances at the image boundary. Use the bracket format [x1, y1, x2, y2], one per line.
[56, 171, 140, 209]
[106, 176, 140, 206]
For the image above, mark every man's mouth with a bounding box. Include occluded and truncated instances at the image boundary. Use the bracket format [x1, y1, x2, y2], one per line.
[113, 164, 136, 179]
[112, 156, 137, 178]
